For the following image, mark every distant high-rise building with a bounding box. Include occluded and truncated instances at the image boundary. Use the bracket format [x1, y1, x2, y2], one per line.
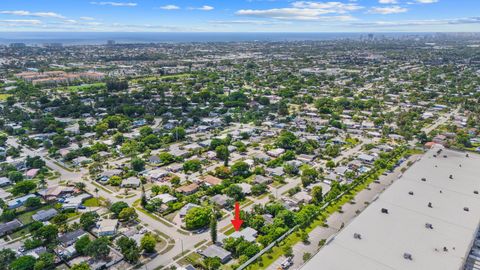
[44, 43, 63, 48]
[9, 43, 26, 48]
[107, 40, 116, 45]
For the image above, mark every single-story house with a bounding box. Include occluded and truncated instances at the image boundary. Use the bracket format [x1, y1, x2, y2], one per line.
[167, 163, 183, 172]
[254, 153, 271, 162]
[58, 245, 76, 259]
[148, 155, 162, 164]
[38, 186, 76, 201]
[98, 169, 123, 182]
[24, 246, 47, 259]
[7, 194, 37, 209]
[179, 203, 200, 217]
[121, 177, 141, 188]
[184, 143, 202, 151]
[96, 219, 119, 236]
[293, 191, 312, 204]
[32, 208, 58, 222]
[210, 194, 230, 207]
[72, 156, 92, 166]
[199, 175, 222, 186]
[358, 153, 376, 164]
[266, 167, 285, 177]
[334, 166, 349, 176]
[58, 229, 87, 247]
[237, 183, 252, 195]
[252, 175, 272, 185]
[286, 160, 303, 169]
[267, 148, 285, 158]
[297, 154, 315, 163]
[219, 227, 258, 243]
[0, 189, 12, 200]
[0, 219, 22, 236]
[62, 193, 92, 210]
[151, 193, 177, 204]
[0, 177, 12, 187]
[144, 168, 169, 182]
[199, 245, 232, 264]
[176, 183, 199, 195]
[25, 168, 39, 179]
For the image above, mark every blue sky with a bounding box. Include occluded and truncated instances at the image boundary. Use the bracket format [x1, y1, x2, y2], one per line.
[0, 0, 479, 32]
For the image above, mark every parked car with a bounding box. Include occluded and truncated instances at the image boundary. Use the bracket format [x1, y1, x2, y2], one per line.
[280, 257, 293, 269]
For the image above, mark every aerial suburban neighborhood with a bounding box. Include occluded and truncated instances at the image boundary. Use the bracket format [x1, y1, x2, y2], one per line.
[0, 7, 479, 270]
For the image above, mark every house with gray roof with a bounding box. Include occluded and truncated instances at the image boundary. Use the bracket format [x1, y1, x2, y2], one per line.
[32, 208, 58, 222]
[199, 245, 232, 264]
[253, 175, 272, 185]
[58, 229, 87, 247]
[0, 219, 22, 236]
[0, 177, 12, 187]
[7, 194, 37, 209]
[210, 194, 230, 207]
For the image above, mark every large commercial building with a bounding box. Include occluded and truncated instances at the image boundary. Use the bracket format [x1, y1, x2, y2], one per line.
[302, 145, 480, 270]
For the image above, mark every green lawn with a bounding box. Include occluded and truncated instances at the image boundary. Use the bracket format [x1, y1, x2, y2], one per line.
[131, 73, 191, 83]
[0, 94, 12, 101]
[17, 205, 53, 225]
[178, 252, 202, 266]
[60, 82, 106, 92]
[83, 197, 101, 207]
[9, 227, 30, 240]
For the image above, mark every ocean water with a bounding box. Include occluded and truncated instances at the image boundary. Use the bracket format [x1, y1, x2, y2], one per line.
[0, 32, 407, 45]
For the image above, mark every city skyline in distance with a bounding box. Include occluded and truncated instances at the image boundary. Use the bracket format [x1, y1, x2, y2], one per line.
[0, 0, 479, 33]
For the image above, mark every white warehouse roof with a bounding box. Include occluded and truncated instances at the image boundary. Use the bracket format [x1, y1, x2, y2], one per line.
[302, 145, 480, 270]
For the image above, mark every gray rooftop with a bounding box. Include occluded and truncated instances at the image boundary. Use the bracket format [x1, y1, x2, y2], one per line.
[0, 219, 22, 236]
[302, 146, 480, 270]
[32, 208, 58, 221]
[199, 244, 231, 261]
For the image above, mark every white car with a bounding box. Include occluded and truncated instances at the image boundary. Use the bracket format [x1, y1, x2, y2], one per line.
[280, 257, 293, 269]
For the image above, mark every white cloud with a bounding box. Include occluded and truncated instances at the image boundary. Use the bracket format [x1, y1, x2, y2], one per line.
[236, 1, 362, 21]
[0, 19, 42, 25]
[190, 5, 214, 11]
[355, 17, 480, 27]
[379, 0, 398, 3]
[369, 5, 408, 14]
[90, 2, 137, 7]
[209, 20, 291, 26]
[0, 10, 65, 19]
[160, 5, 180, 10]
[291, 1, 363, 13]
[80, 16, 96, 21]
[415, 0, 438, 3]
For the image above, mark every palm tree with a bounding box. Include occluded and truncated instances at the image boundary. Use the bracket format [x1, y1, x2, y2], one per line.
[39, 178, 47, 189]
[75, 182, 86, 192]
